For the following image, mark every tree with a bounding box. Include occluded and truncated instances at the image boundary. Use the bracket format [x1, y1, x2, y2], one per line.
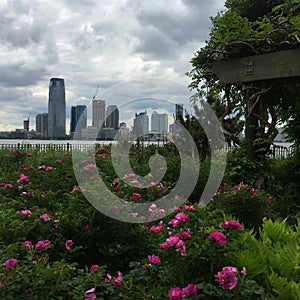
[187, 0, 300, 186]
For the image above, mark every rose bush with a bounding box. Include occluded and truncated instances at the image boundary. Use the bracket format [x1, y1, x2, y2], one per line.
[0, 145, 297, 299]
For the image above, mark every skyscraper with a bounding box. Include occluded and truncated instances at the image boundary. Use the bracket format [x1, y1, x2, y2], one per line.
[48, 78, 66, 138]
[132, 111, 149, 138]
[151, 111, 168, 134]
[175, 103, 184, 121]
[70, 105, 87, 137]
[106, 105, 119, 129]
[36, 113, 48, 138]
[92, 99, 105, 128]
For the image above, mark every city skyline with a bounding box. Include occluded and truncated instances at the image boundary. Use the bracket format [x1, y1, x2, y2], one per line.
[0, 1, 225, 132]
[32, 82, 182, 138]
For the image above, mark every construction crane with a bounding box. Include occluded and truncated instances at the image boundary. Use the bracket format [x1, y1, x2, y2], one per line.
[92, 85, 100, 100]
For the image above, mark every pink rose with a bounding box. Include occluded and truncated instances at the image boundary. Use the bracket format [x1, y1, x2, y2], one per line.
[175, 212, 189, 222]
[85, 288, 96, 300]
[182, 284, 198, 297]
[209, 232, 227, 245]
[168, 287, 183, 300]
[113, 271, 122, 287]
[215, 266, 238, 290]
[35, 240, 51, 250]
[90, 265, 99, 272]
[241, 267, 247, 277]
[21, 210, 32, 216]
[149, 225, 164, 234]
[35, 241, 46, 250]
[221, 220, 242, 230]
[181, 232, 191, 239]
[4, 258, 17, 269]
[65, 240, 74, 250]
[40, 213, 51, 222]
[24, 241, 33, 247]
[148, 254, 161, 265]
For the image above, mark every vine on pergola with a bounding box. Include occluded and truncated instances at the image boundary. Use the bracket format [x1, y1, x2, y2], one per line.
[188, 0, 300, 162]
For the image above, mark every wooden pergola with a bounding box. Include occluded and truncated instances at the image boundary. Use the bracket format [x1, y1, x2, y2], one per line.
[211, 48, 300, 163]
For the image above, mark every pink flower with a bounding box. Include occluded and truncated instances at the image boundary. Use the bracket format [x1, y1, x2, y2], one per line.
[132, 193, 141, 200]
[35, 241, 46, 250]
[84, 225, 90, 231]
[184, 205, 195, 211]
[168, 287, 183, 300]
[90, 265, 99, 272]
[215, 266, 238, 290]
[4, 258, 17, 269]
[209, 232, 227, 245]
[83, 164, 97, 171]
[160, 242, 169, 250]
[159, 209, 165, 217]
[149, 225, 164, 234]
[43, 240, 51, 248]
[35, 240, 51, 250]
[85, 288, 97, 300]
[182, 284, 198, 297]
[24, 241, 33, 247]
[181, 232, 191, 239]
[175, 212, 189, 222]
[65, 240, 74, 250]
[166, 235, 180, 247]
[148, 254, 161, 265]
[40, 213, 51, 222]
[241, 267, 247, 277]
[21, 210, 32, 216]
[113, 271, 123, 287]
[168, 218, 181, 227]
[70, 186, 78, 193]
[221, 220, 242, 230]
[175, 240, 187, 257]
[17, 173, 29, 183]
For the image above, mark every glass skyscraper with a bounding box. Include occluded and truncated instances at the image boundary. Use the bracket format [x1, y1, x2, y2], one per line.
[48, 78, 66, 138]
[106, 105, 119, 129]
[70, 105, 87, 137]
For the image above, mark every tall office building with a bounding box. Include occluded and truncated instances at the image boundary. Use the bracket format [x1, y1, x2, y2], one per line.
[70, 105, 87, 137]
[132, 111, 149, 138]
[48, 78, 66, 138]
[151, 111, 168, 134]
[106, 105, 119, 129]
[23, 119, 29, 131]
[175, 103, 184, 121]
[92, 99, 105, 128]
[36, 113, 48, 138]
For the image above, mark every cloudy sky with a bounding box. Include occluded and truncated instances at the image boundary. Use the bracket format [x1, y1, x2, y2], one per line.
[0, 0, 225, 133]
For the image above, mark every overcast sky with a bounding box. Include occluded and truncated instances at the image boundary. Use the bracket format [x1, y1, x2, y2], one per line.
[0, 0, 225, 133]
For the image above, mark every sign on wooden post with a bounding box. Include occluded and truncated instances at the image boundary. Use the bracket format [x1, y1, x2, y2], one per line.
[211, 48, 300, 84]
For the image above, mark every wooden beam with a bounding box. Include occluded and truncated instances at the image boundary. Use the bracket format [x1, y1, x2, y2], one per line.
[212, 48, 300, 84]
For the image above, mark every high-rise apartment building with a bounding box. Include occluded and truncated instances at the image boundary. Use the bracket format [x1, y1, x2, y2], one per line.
[132, 111, 149, 138]
[92, 99, 105, 128]
[70, 105, 87, 137]
[106, 105, 119, 129]
[151, 111, 168, 134]
[36, 113, 48, 138]
[48, 78, 66, 138]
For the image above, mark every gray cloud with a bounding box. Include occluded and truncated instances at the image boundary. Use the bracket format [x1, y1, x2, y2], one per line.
[0, 62, 48, 87]
[0, 0, 224, 131]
